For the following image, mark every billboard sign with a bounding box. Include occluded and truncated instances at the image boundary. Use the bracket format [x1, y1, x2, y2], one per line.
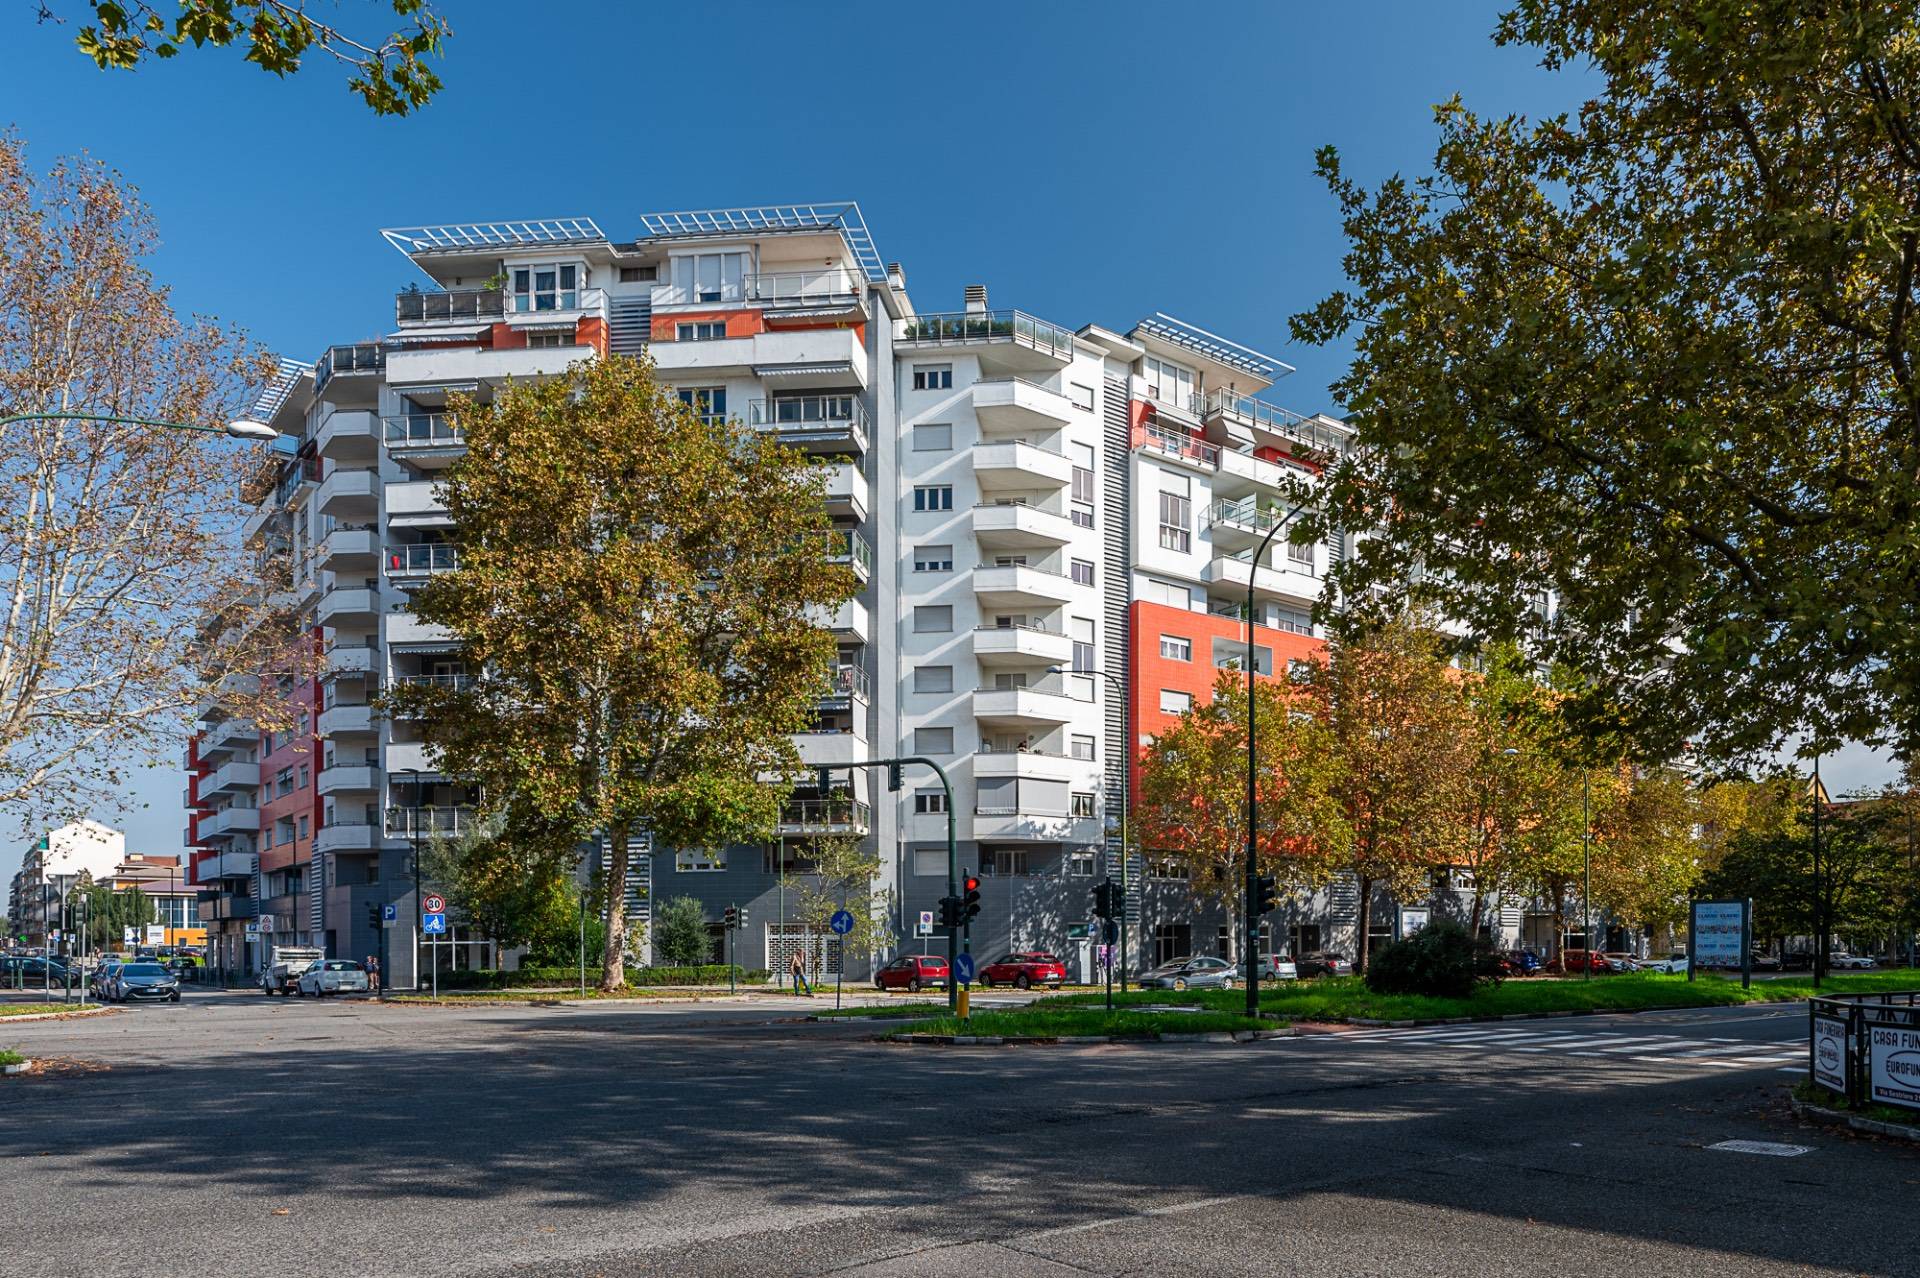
[1811, 1015, 1849, 1093]
[1690, 899, 1747, 968]
[1869, 1021, 1920, 1112]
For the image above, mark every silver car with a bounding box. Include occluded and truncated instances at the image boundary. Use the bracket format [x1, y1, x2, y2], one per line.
[295, 959, 370, 997]
[1137, 956, 1237, 991]
[113, 961, 180, 1003]
[1236, 955, 1299, 982]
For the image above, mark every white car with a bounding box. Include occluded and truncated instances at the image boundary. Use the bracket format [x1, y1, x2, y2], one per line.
[295, 959, 370, 997]
[1640, 952, 1689, 974]
[1832, 953, 1877, 970]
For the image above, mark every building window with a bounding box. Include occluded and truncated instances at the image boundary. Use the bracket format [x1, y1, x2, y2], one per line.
[1069, 383, 1095, 411]
[913, 485, 953, 512]
[912, 423, 952, 451]
[912, 606, 952, 633]
[670, 251, 746, 304]
[914, 789, 948, 814]
[912, 847, 947, 876]
[275, 767, 294, 798]
[677, 387, 727, 422]
[984, 849, 1029, 877]
[1070, 558, 1094, 587]
[1144, 355, 1194, 406]
[675, 848, 728, 872]
[1159, 634, 1192, 661]
[912, 364, 953, 390]
[1158, 482, 1192, 553]
[297, 764, 309, 789]
[297, 816, 309, 840]
[1071, 442, 1096, 503]
[913, 665, 953, 694]
[512, 263, 581, 312]
[1159, 689, 1193, 715]
[1071, 792, 1095, 818]
[1070, 503, 1094, 529]
[1148, 858, 1191, 882]
[675, 321, 728, 342]
[1067, 851, 1096, 876]
[1272, 604, 1313, 636]
[913, 544, 953, 572]
[618, 265, 656, 283]
[1071, 618, 1095, 674]
[1144, 577, 1190, 610]
[1287, 540, 1315, 573]
[913, 726, 954, 755]
[1071, 734, 1096, 761]
[1153, 923, 1193, 966]
[527, 332, 570, 349]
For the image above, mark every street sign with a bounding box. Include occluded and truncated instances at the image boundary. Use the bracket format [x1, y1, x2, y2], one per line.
[1869, 1021, 1920, 1112]
[421, 912, 448, 935]
[828, 909, 855, 936]
[1066, 922, 1090, 940]
[259, 915, 275, 934]
[381, 903, 399, 930]
[952, 953, 976, 984]
[1812, 1014, 1849, 1093]
[243, 922, 259, 936]
[916, 910, 934, 937]
[144, 925, 165, 945]
[422, 894, 446, 915]
[122, 926, 136, 945]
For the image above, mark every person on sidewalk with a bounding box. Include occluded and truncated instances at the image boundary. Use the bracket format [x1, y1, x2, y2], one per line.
[365, 955, 380, 996]
[790, 948, 812, 996]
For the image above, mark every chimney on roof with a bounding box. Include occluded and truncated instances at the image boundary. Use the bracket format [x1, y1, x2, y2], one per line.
[964, 284, 988, 314]
[886, 262, 906, 290]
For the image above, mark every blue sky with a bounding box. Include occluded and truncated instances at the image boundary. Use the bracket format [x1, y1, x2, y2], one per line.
[0, 1, 1897, 875]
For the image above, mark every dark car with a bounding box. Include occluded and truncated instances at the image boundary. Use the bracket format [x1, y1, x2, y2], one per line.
[1296, 951, 1351, 978]
[0, 956, 78, 989]
[1750, 951, 1784, 972]
[875, 954, 949, 993]
[113, 961, 180, 1003]
[978, 951, 1067, 990]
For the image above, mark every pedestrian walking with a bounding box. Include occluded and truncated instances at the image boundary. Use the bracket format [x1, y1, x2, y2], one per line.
[366, 954, 380, 995]
[790, 947, 812, 996]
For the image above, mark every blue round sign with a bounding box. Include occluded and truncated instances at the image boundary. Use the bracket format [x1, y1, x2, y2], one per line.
[952, 953, 976, 984]
[828, 909, 855, 936]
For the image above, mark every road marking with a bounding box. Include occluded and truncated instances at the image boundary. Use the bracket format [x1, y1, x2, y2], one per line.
[1023, 1195, 1242, 1241]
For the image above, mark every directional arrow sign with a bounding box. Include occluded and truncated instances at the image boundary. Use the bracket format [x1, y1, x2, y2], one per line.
[828, 909, 855, 936]
[952, 953, 976, 985]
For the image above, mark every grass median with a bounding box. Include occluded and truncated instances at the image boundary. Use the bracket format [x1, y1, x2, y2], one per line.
[384, 987, 730, 1005]
[0, 1003, 69, 1017]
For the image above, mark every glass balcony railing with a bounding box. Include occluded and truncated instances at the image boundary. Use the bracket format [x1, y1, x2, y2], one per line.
[395, 287, 504, 325]
[507, 286, 605, 315]
[823, 529, 874, 575]
[393, 672, 475, 692]
[896, 310, 1075, 360]
[1135, 421, 1220, 469]
[744, 268, 864, 307]
[384, 544, 460, 575]
[314, 343, 385, 391]
[383, 414, 465, 449]
[384, 805, 478, 838]
[1201, 389, 1348, 457]
[777, 799, 872, 831]
[1207, 499, 1293, 535]
[749, 396, 871, 451]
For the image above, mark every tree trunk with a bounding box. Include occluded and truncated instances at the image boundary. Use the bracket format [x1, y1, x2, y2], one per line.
[1356, 875, 1374, 972]
[600, 821, 630, 992]
[1468, 884, 1486, 939]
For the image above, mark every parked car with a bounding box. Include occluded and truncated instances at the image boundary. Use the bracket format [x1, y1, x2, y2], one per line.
[1641, 952, 1690, 974]
[1601, 952, 1643, 972]
[112, 961, 180, 1003]
[296, 959, 370, 997]
[1296, 951, 1351, 978]
[1502, 949, 1545, 976]
[1750, 951, 1784, 972]
[0, 957, 78, 989]
[1552, 949, 1614, 975]
[1236, 955, 1300, 982]
[1137, 956, 1237, 991]
[977, 952, 1067, 990]
[1832, 952, 1878, 970]
[874, 954, 949, 993]
[89, 959, 124, 1000]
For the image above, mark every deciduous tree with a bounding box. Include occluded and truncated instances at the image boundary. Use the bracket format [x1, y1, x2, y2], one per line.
[790, 833, 894, 973]
[651, 895, 711, 968]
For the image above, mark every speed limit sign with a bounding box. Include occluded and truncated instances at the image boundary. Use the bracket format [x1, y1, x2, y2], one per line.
[422, 894, 446, 915]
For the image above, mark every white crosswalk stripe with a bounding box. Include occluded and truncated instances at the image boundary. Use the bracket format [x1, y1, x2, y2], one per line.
[1275, 1023, 1808, 1075]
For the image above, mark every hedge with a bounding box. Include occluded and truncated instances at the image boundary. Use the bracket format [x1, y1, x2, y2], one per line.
[432, 964, 771, 991]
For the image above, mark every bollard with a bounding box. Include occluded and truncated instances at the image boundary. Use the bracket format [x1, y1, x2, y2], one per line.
[957, 986, 970, 1021]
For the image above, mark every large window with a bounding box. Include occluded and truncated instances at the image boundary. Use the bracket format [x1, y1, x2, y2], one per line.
[1071, 442, 1096, 503]
[1154, 923, 1193, 966]
[913, 666, 953, 694]
[677, 387, 726, 423]
[675, 848, 728, 872]
[913, 726, 954, 755]
[511, 262, 581, 312]
[1071, 617, 1095, 674]
[670, 252, 746, 305]
[914, 789, 948, 814]
[1144, 355, 1194, 406]
[1158, 477, 1191, 553]
[913, 485, 953, 512]
[675, 321, 727, 342]
[912, 606, 952, 633]
[1159, 689, 1193, 715]
[912, 423, 952, 451]
[1287, 539, 1315, 573]
[984, 849, 1029, 876]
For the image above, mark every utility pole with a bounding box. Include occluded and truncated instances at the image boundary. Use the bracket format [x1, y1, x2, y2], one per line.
[1812, 758, 1827, 988]
[1583, 769, 1592, 982]
[1052, 666, 1133, 992]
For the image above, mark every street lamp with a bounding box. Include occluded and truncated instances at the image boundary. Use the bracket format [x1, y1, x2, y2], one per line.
[1242, 495, 1314, 1018]
[0, 411, 280, 441]
[1048, 664, 1133, 992]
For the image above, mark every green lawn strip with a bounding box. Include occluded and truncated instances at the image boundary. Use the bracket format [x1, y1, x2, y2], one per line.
[1046, 971, 1920, 1023]
[1793, 1081, 1920, 1130]
[0, 1004, 62, 1017]
[812, 1002, 952, 1019]
[884, 1005, 1270, 1041]
[385, 987, 724, 1004]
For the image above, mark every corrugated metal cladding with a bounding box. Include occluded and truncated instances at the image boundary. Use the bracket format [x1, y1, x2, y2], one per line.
[1101, 373, 1131, 816]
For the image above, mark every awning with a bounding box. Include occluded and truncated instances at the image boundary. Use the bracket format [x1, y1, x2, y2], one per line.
[753, 361, 855, 378]
[386, 324, 491, 340]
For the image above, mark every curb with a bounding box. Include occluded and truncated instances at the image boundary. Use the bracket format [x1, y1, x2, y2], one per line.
[2, 1060, 30, 1075]
[892, 1027, 1296, 1048]
[1790, 1097, 1920, 1144]
[0, 1006, 121, 1024]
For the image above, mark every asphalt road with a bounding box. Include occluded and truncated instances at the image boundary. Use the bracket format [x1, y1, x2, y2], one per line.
[2, 989, 1914, 1277]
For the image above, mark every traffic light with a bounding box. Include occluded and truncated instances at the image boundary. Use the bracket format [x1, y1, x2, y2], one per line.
[961, 873, 981, 927]
[814, 766, 835, 795]
[938, 896, 962, 929]
[736, 905, 750, 928]
[723, 905, 738, 930]
[1253, 874, 1278, 916]
[886, 762, 903, 793]
[365, 902, 379, 931]
[1092, 878, 1117, 921]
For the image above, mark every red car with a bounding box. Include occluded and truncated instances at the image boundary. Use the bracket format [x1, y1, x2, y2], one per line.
[978, 951, 1067, 990]
[874, 954, 949, 993]
[1551, 949, 1613, 975]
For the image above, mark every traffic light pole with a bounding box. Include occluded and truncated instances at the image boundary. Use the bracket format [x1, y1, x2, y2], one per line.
[824, 756, 957, 1014]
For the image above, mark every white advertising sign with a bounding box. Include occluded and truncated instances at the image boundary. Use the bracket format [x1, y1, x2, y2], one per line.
[1691, 901, 1746, 967]
[144, 925, 165, 945]
[1811, 1015, 1848, 1094]
[1869, 1023, 1920, 1111]
[1399, 908, 1431, 939]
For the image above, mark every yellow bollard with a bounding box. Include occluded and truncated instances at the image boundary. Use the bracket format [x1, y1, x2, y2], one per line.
[958, 986, 971, 1020]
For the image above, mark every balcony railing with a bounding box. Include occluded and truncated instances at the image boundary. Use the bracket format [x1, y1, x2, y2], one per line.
[384, 805, 479, 838]
[818, 664, 872, 703]
[507, 286, 605, 315]
[395, 287, 505, 325]
[897, 310, 1075, 360]
[749, 395, 869, 432]
[273, 455, 320, 506]
[1136, 421, 1220, 469]
[823, 529, 874, 576]
[384, 544, 461, 576]
[744, 268, 864, 308]
[384, 414, 465, 450]
[1207, 499, 1293, 536]
[974, 622, 1068, 639]
[393, 673, 475, 692]
[777, 799, 872, 831]
[1202, 389, 1347, 457]
[314, 344, 385, 391]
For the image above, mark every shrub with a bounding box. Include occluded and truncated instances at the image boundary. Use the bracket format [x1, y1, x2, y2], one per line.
[431, 964, 768, 991]
[1364, 919, 1505, 998]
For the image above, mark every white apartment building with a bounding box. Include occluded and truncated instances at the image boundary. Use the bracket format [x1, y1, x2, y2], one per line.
[185, 202, 1512, 984]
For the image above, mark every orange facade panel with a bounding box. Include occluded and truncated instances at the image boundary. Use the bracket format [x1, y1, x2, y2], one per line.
[649, 309, 766, 342]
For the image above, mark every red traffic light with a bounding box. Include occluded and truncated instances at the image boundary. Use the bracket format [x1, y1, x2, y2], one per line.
[963, 875, 980, 894]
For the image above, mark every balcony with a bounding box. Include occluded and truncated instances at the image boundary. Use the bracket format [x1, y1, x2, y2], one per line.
[197, 760, 261, 799]
[895, 310, 1075, 372]
[384, 543, 460, 580]
[809, 599, 870, 643]
[318, 524, 379, 570]
[323, 643, 379, 680]
[198, 718, 258, 760]
[1214, 447, 1317, 500]
[1201, 389, 1348, 462]
[386, 343, 585, 388]
[748, 395, 869, 454]
[824, 462, 868, 521]
[744, 268, 865, 311]
[386, 479, 449, 526]
[200, 806, 261, 837]
[970, 810, 1102, 844]
[386, 611, 456, 647]
[774, 798, 872, 837]
[972, 624, 1075, 668]
[793, 731, 865, 768]
[971, 685, 1085, 728]
[314, 343, 385, 393]
[385, 805, 479, 839]
[317, 468, 380, 517]
[973, 439, 1072, 491]
[317, 702, 377, 737]
[973, 748, 1085, 782]
[316, 410, 380, 462]
[1134, 422, 1219, 473]
[652, 328, 869, 388]
[384, 738, 442, 775]
[1203, 552, 1321, 606]
[502, 287, 606, 328]
[823, 530, 873, 583]
[198, 895, 259, 922]
[314, 822, 384, 856]
[316, 586, 380, 626]
[395, 286, 504, 327]
[970, 503, 1076, 550]
[316, 764, 379, 797]
[971, 378, 1075, 436]
[192, 851, 256, 884]
[383, 414, 466, 469]
[1205, 499, 1299, 551]
[973, 562, 1079, 610]
[390, 673, 476, 703]
[816, 664, 872, 709]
